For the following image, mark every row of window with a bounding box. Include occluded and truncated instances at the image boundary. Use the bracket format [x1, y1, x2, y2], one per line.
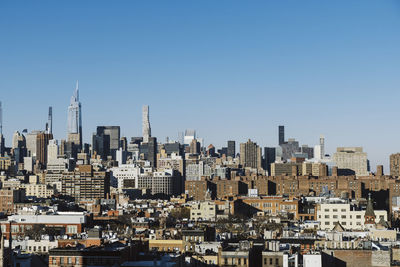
[224, 257, 247, 265]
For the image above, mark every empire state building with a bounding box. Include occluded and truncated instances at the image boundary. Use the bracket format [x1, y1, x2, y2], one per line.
[67, 81, 82, 149]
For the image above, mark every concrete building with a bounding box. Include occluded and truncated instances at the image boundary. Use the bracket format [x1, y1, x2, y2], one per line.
[21, 183, 55, 198]
[67, 81, 82, 149]
[333, 147, 368, 176]
[227, 140, 235, 158]
[36, 132, 53, 167]
[316, 202, 387, 230]
[47, 139, 58, 164]
[1, 212, 87, 238]
[142, 105, 151, 143]
[189, 139, 201, 155]
[263, 147, 276, 175]
[270, 162, 302, 176]
[157, 152, 184, 176]
[93, 126, 120, 159]
[240, 139, 262, 170]
[26, 131, 41, 157]
[111, 164, 141, 189]
[12, 131, 25, 150]
[278, 125, 285, 145]
[137, 169, 182, 196]
[190, 201, 216, 221]
[62, 165, 110, 202]
[0, 188, 25, 215]
[390, 153, 400, 177]
[314, 135, 325, 160]
[280, 138, 300, 161]
[184, 129, 196, 146]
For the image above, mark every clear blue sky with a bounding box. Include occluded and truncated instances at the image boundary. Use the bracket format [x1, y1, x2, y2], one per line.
[1, 1, 399, 171]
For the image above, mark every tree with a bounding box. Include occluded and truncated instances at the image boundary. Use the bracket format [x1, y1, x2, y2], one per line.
[170, 207, 190, 220]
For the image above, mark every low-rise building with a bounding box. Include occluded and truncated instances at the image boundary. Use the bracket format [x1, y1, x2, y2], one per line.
[190, 201, 216, 221]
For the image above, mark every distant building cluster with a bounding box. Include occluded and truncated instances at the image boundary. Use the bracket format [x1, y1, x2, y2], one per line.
[0, 84, 400, 267]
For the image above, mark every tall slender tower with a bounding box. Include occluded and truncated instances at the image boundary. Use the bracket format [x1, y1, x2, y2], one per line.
[278, 125, 285, 145]
[319, 135, 325, 159]
[142, 105, 151, 143]
[67, 81, 82, 149]
[0, 101, 2, 136]
[47, 106, 53, 134]
[0, 102, 4, 157]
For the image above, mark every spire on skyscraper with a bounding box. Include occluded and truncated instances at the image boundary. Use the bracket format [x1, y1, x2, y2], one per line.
[47, 106, 53, 134]
[75, 80, 79, 101]
[0, 101, 2, 135]
[67, 81, 83, 149]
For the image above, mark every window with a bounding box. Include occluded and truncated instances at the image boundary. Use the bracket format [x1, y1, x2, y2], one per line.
[60, 257, 64, 264]
[333, 209, 338, 212]
[356, 215, 361, 219]
[325, 222, 330, 225]
[264, 258, 267, 264]
[324, 209, 329, 212]
[244, 259, 246, 264]
[270, 258, 273, 264]
[68, 257, 72, 264]
[325, 215, 329, 218]
[333, 215, 338, 219]
[52, 258, 56, 265]
[67, 225, 78, 234]
[11, 225, 19, 233]
[238, 258, 241, 265]
[341, 209, 346, 212]
[341, 215, 346, 219]
[276, 258, 279, 264]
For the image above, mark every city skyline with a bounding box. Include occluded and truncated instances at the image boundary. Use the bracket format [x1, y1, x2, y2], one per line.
[1, 1, 400, 171]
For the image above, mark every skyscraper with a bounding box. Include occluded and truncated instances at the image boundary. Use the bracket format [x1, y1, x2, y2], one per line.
[148, 137, 157, 168]
[0, 101, 4, 157]
[333, 147, 368, 176]
[319, 135, 325, 159]
[36, 131, 53, 167]
[240, 139, 262, 169]
[184, 129, 196, 145]
[278, 125, 285, 145]
[227, 141, 236, 158]
[142, 105, 151, 143]
[263, 147, 276, 175]
[67, 81, 82, 149]
[47, 106, 53, 134]
[314, 135, 325, 160]
[93, 126, 120, 159]
[47, 139, 59, 163]
[390, 153, 400, 177]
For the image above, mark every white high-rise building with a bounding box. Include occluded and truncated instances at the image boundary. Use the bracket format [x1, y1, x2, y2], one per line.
[142, 105, 151, 143]
[12, 131, 25, 150]
[184, 129, 196, 145]
[333, 147, 368, 176]
[47, 139, 59, 164]
[314, 135, 325, 160]
[26, 131, 41, 157]
[319, 135, 325, 159]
